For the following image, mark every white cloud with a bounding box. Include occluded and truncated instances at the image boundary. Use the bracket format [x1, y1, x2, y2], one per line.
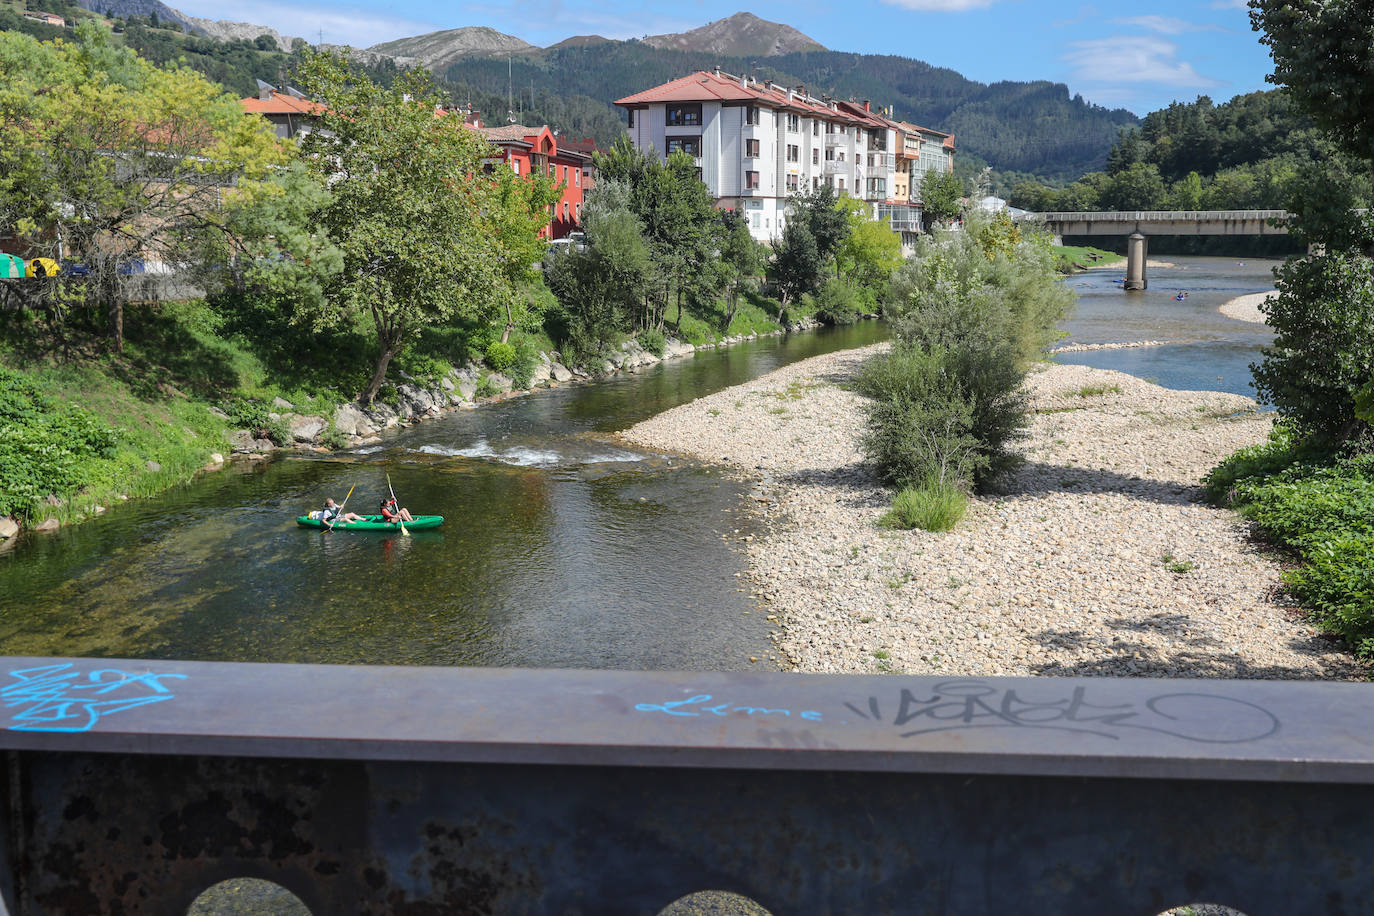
[1111, 15, 1225, 34]
[1063, 36, 1224, 88]
[1209, 0, 1248, 8]
[879, 0, 999, 11]
[171, 0, 444, 46]
[1053, 5, 1100, 29]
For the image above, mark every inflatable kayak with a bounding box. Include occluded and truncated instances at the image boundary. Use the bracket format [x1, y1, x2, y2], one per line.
[296, 514, 444, 531]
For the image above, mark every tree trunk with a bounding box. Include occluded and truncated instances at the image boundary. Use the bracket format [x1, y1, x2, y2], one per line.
[108, 298, 123, 353]
[361, 344, 399, 407]
[500, 300, 515, 344]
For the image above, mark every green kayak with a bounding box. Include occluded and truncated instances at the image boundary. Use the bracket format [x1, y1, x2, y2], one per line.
[296, 514, 444, 531]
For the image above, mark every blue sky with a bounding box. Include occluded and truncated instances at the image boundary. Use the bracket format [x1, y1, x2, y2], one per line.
[176, 0, 1273, 115]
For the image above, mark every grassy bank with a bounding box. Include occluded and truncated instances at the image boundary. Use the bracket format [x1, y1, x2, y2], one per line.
[1051, 244, 1119, 274]
[0, 283, 796, 532]
[1206, 428, 1374, 659]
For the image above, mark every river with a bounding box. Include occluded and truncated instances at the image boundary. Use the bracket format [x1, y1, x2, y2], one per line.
[0, 322, 888, 670]
[0, 256, 1279, 669]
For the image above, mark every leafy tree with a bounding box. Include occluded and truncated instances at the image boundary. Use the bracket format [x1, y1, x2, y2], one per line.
[837, 199, 902, 295]
[294, 51, 510, 406]
[1101, 162, 1166, 210]
[1251, 0, 1374, 163]
[0, 25, 285, 350]
[768, 219, 821, 320]
[715, 208, 763, 332]
[486, 166, 562, 343]
[789, 184, 850, 266]
[919, 170, 964, 226]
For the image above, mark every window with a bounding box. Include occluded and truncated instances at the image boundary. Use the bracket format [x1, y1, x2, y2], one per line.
[511, 159, 520, 174]
[812, 121, 820, 136]
[666, 136, 701, 156]
[745, 105, 760, 126]
[786, 174, 799, 191]
[563, 202, 570, 220]
[575, 202, 582, 220]
[575, 169, 580, 186]
[867, 178, 886, 195]
[627, 109, 634, 128]
[746, 170, 760, 189]
[825, 148, 834, 162]
[786, 144, 799, 162]
[786, 113, 799, 132]
[812, 149, 819, 165]
[746, 138, 760, 157]
[667, 103, 702, 126]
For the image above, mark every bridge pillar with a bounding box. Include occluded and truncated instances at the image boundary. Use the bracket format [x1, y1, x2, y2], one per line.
[1125, 232, 1147, 290]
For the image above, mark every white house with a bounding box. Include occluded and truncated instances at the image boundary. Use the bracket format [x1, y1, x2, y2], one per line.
[615, 69, 952, 243]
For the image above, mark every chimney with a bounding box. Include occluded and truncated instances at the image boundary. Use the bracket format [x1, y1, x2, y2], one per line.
[740, 72, 748, 88]
[255, 78, 275, 101]
[764, 79, 773, 91]
[713, 65, 721, 77]
[863, 100, 870, 112]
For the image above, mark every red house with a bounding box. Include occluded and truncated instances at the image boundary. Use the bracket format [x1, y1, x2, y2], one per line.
[476, 123, 592, 239]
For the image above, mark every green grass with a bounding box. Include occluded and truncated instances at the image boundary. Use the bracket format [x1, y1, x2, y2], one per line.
[880, 480, 969, 532]
[1161, 552, 1196, 575]
[1052, 244, 1119, 274]
[1075, 384, 1121, 397]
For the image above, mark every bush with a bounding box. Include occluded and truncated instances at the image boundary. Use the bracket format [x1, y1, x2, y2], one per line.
[508, 336, 540, 389]
[223, 397, 269, 430]
[264, 417, 293, 447]
[0, 365, 118, 519]
[854, 346, 982, 490]
[474, 374, 500, 399]
[881, 479, 969, 532]
[484, 341, 516, 372]
[637, 327, 667, 357]
[1215, 449, 1374, 656]
[319, 424, 348, 450]
[813, 277, 863, 326]
[1251, 246, 1374, 446]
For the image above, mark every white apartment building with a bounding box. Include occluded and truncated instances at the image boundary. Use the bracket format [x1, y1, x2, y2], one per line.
[615, 69, 954, 243]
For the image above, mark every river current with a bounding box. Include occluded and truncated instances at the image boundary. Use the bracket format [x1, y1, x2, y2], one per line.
[0, 256, 1279, 668]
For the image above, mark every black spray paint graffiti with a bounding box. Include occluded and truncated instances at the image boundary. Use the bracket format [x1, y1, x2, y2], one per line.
[3, 663, 186, 733]
[845, 680, 1280, 743]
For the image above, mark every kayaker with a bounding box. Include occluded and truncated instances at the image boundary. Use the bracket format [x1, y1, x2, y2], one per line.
[380, 497, 414, 523]
[322, 497, 364, 525]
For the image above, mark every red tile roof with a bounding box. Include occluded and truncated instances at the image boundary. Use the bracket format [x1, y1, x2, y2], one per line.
[616, 70, 875, 126]
[240, 91, 327, 117]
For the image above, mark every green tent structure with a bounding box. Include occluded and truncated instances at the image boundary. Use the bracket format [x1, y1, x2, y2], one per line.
[0, 254, 24, 279]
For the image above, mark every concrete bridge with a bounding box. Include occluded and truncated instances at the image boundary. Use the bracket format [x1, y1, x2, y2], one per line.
[1034, 210, 1290, 289]
[6, 655, 1374, 914]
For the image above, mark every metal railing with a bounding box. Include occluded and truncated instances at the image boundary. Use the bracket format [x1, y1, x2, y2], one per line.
[6, 655, 1374, 914]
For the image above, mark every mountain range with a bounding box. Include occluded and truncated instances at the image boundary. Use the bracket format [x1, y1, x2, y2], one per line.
[68, 4, 1137, 182]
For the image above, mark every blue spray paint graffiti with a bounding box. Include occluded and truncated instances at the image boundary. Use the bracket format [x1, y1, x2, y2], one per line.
[3, 664, 186, 733]
[635, 694, 823, 722]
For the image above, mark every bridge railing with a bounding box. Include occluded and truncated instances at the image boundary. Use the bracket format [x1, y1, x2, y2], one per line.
[1034, 209, 1290, 223]
[5, 655, 1374, 914]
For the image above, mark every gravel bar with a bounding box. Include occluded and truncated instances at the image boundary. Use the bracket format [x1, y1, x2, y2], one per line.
[619, 344, 1365, 681]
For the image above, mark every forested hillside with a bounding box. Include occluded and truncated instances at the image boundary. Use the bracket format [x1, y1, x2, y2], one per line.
[442, 43, 1138, 182]
[1011, 90, 1372, 213]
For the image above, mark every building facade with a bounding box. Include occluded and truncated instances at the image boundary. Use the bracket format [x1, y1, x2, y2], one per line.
[615, 69, 953, 243]
[475, 123, 593, 240]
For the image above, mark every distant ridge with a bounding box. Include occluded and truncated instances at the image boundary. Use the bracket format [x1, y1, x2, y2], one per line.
[548, 35, 612, 50]
[642, 12, 824, 57]
[367, 26, 538, 71]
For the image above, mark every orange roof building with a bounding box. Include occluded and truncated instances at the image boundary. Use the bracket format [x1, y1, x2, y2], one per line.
[615, 69, 954, 242]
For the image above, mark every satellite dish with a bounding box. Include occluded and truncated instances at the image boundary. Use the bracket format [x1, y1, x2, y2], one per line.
[507, 110, 516, 123]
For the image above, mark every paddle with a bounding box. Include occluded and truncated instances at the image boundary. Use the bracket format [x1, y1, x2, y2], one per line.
[386, 472, 409, 537]
[326, 484, 355, 531]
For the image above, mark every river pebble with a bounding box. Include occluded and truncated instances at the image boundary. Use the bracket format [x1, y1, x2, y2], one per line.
[620, 344, 1365, 681]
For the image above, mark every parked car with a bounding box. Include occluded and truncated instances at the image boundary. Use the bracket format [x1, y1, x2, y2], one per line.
[60, 260, 91, 277]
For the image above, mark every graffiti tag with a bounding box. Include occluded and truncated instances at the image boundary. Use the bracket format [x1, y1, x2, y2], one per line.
[636, 694, 823, 722]
[2, 663, 186, 733]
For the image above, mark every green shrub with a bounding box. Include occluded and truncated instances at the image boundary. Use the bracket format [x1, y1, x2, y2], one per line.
[855, 346, 982, 491]
[1285, 534, 1374, 656]
[881, 479, 969, 532]
[264, 418, 293, 447]
[0, 365, 119, 519]
[508, 337, 540, 389]
[638, 327, 667, 357]
[1202, 424, 1315, 503]
[396, 352, 448, 386]
[814, 277, 863, 326]
[474, 374, 500, 399]
[485, 341, 516, 372]
[221, 397, 264, 430]
[320, 424, 348, 450]
[1251, 245, 1374, 446]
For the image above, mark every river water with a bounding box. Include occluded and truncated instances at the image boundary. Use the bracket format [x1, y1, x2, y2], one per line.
[0, 322, 888, 670]
[0, 257, 1279, 669]
[1054, 256, 1278, 399]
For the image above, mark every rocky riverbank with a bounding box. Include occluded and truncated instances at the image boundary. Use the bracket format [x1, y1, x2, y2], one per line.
[1219, 290, 1273, 325]
[620, 345, 1365, 681]
[229, 324, 818, 456]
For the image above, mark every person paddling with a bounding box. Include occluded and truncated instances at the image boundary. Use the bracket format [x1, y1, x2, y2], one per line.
[379, 496, 414, 524]
[322, 497, 364, 526]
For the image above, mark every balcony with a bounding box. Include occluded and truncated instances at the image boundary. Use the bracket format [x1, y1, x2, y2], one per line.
[824, 133, 848, 148]
[823, 160, 848, 175]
